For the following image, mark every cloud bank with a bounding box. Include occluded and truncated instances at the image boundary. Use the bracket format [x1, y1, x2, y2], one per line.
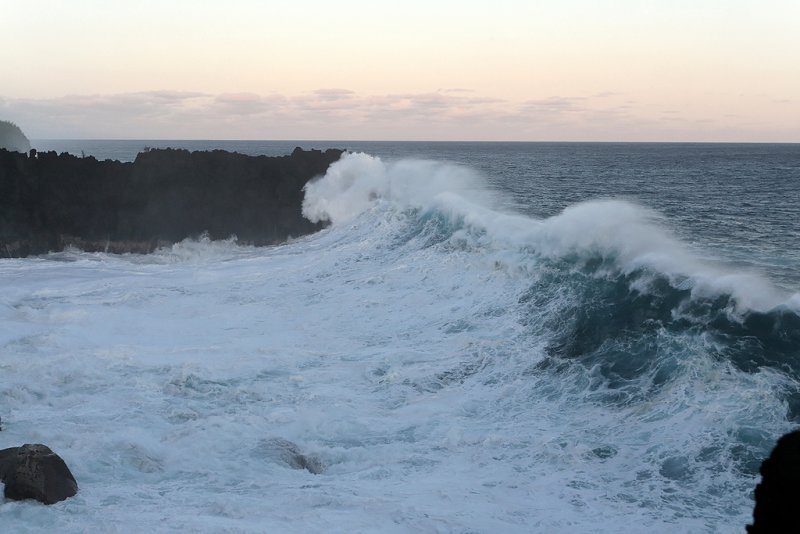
[1, 89, 796, 142]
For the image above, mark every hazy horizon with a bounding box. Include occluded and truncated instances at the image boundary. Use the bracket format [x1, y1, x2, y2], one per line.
[3, 1, 799, 142]
[28, 137, 800, 145]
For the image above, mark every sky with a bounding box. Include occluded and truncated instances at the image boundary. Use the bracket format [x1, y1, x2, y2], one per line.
[1, 0, 798, 141]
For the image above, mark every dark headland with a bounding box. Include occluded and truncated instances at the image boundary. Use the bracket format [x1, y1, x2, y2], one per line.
[0, 146, 343, 257]
[0, 120, 31, 153]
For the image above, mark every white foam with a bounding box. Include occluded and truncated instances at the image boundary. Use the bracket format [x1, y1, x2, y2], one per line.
[302, 152, 497, 224]
[304, 153, 798, 313]
[1, 227, 783, 532]
[1, 156, 795, 532]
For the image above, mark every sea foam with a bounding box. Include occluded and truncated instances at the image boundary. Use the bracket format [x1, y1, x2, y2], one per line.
[1, 150, 796, 533]
[304, 152, 798, 314]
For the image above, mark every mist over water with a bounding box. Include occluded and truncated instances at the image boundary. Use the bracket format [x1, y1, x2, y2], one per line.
[4, 141, 799, 532]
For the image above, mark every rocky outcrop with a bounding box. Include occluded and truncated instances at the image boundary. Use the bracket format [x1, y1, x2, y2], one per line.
[0, 147, 343, 257]
[0, 121, 31, 153]
[748, 430, 800, 533]
[0, 444, 78, 504]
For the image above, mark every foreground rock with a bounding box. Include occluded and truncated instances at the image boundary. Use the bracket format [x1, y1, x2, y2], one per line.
[0, 147, 343, 257]
[748, 430, 800, 533]
[0, 444, 78, 504]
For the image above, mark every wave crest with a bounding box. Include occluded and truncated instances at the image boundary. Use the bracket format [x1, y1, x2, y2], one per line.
[302, 152, 798, 315]
[302, 152, 496, 224]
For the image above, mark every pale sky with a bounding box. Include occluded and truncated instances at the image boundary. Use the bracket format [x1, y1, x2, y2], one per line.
[1, 0, 798, 141]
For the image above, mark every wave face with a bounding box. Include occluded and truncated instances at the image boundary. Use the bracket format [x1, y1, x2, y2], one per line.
[2, 144, 799, 532]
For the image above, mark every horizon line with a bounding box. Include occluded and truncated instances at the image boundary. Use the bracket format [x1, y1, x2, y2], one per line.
[30, 138, 800, 145]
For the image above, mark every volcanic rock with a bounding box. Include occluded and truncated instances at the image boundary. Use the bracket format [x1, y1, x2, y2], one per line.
[0, 444, 78, 504]
[0, 146, 343, 257]
[747, 429, 800, 533]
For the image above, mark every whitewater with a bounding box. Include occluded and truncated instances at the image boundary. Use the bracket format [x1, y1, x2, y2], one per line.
[2, 143, 799, 532]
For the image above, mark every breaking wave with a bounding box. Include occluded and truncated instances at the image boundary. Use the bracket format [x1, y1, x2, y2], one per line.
[303, 151, 800, 423]
[5, 149, 797, 532]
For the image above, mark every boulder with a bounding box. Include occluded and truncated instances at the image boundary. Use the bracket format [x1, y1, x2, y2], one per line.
[747, 430, 800, 533]
[0, 444, 78, 504]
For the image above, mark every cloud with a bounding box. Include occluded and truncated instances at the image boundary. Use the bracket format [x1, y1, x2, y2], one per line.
[212, 93, 287, 115]
[0, 89, 639, 139]
[311, 89, 357, 101]
[0, 88, 632, 139]
[2, 88, 796, 141]
[520, 96, 585, 115]
[0, 91, 216, 137]
[437, 88, 475, 94]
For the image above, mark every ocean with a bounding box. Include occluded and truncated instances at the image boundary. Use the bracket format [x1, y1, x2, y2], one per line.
[2, 140, 799, 532]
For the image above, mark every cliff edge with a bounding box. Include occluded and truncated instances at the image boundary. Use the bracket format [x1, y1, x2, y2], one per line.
[0, 147, 343, 257]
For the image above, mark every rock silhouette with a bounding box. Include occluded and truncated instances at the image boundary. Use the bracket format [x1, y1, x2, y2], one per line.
[747, 429, 800, 533]
[0, 444, 78, 504]
[0, 147, 343, 257]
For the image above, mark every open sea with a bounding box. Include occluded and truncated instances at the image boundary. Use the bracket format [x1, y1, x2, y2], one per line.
[2, 140, 799, 532]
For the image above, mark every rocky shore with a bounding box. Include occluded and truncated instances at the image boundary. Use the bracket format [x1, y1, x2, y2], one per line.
[0, 146, 343, 257]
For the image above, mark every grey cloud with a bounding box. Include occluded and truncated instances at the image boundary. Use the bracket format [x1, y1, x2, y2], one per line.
[3, 88, 753, 141]
[520, 96, 586, 114]
[359, 92, 507, 122]
[437, 88, 475, 94]
[212, 93, 287, 115]
[311, 89, 357, 101]
[8, 91, 209, 118]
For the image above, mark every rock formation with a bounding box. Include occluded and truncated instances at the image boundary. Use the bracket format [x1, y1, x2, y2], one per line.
[0, 444, 78, 504]
[0, 147, 342, 257]
[748, 429, 800, 533]
[0, 120, 31, 153]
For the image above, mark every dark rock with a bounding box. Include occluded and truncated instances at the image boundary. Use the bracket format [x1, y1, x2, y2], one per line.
[257, 438, 324, 474]
[747, 430, 800, 533]
[0, 147, 343, 257]
[0, 444, 78, 504]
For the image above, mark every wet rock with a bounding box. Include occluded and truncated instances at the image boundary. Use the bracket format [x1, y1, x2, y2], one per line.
[258, 438, 324, 474]
[748, 430, 800, 533]
[0, 444, 78, 504]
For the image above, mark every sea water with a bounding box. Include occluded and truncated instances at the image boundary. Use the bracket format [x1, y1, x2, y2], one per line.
[1, 141, 798, 532]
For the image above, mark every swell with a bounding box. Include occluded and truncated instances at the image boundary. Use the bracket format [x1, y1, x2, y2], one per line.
[305, 152, 800, 422]
[520, 257, 800, 419]
[305, 152, 798, 313]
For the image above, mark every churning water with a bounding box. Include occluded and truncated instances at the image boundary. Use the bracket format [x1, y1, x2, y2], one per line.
[2, 141, 798, 532]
